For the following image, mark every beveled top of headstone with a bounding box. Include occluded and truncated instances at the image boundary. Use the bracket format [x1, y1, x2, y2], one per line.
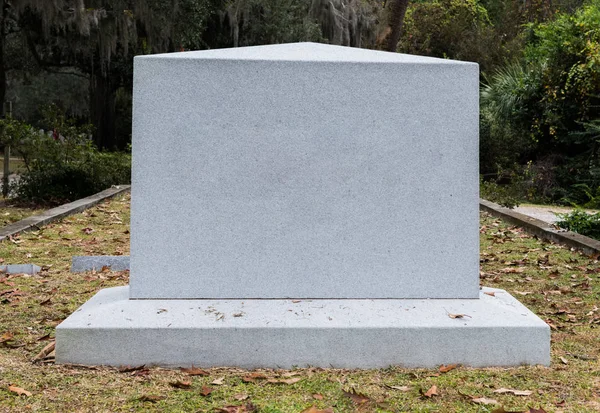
[136, 42, 475, 65]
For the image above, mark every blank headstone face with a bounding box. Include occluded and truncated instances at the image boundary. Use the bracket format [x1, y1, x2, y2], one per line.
[130, 43, 479, 299]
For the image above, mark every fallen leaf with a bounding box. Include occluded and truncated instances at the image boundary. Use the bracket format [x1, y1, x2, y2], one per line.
[242, 372, 267, 382]
[484, 291, 496, 297]
[439, 364, 457, 373]
[118, 364, 145, 373]
[211, 377, 225, 385]
[180, 366, 209, 376]
[8, 235, 22, 244]
[8, 385, 32, 397]
[200, 385, 214, 396]
[266, 377, 302, 385]
[448, 313, 471, 319]
[138, 395, 165, 403]
[312, 393, 324, 400]
[385, 385, 411, 391]
[493, 388, 533, 396]
[215, 403, 257, 413]
[82, 227, 94, 234]
[234, 393, 249, 401]
[32, 341, 55, 362]
[169, 380, 192, 389]
[491, 407, 526, 413]
[528, 409, 548, 413]
[501, 267, 524, 273]
[0, 331, 14, 343]
[472, 397, 499, 405]
[301, 407, 334, 413]
[132, 368, 151, 377]
[566, 352, 596, 361]
[560, 356, 568, 364]
[420, 385, 438, 398]
[343, 388, 370, 404]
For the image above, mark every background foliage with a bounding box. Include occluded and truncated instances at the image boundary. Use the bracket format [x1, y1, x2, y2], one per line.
[480, 0, 600, 206]
[0, 106, 130, 204]
[2, 0, 600, 205]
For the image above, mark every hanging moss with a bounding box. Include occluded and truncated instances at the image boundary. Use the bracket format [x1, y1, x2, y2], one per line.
[223, 0, 382, 48]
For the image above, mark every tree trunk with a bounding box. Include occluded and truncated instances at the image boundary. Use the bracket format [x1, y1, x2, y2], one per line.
[386, 0, 409, 52]
[90, 73, 117, 150]
[0, 0, 7, 118]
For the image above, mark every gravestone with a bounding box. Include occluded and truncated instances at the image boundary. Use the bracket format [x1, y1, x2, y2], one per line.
[56, 43, 549, 368]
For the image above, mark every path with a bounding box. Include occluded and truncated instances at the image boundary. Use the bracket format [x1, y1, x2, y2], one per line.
[514, 204, 598, 224]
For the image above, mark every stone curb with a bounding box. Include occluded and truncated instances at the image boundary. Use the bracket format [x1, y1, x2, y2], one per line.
[0, 185, 131, 242]
[480, 198, 600, 256]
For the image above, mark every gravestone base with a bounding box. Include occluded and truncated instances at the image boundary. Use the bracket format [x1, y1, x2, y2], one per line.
[56, 286, 549, 368]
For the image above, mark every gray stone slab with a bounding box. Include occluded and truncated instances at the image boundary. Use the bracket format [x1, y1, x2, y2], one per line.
[56, 286, 550, 368]
[0, 264, 41, 275]
[71, 256, 130, 273]
[131, 42, 480, 299]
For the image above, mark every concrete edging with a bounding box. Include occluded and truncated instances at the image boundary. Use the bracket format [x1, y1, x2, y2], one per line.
[480, 198, 600, 256]
[0, 185, 131, 242]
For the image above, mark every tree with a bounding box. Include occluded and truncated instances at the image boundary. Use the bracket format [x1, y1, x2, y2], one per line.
[214, 0, 381, 49]
[385, 0, 409, 52]
[11, 1, 214, 149]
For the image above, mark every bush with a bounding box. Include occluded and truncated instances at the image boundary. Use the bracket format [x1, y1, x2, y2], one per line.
[480, 178, 522, 208]
[556, 209, 600, 239]
[14, 151, 131, 203]
[398, 0, 526, 75]
[480, 1, 600, 205]
[0, 106, 131, 204]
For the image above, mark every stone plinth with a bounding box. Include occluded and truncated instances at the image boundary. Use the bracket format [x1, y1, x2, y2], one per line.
[56, 286, 550, 368]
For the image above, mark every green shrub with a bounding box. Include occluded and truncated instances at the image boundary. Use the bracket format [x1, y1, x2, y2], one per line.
[14, 151, 131, 203]
[398, 0, 527, 75]
[481, 1, 600, 205]
[479, 167, 533, 209]
[555, 209, 600, 239]
[0, 106, 131, 205]
[480, 179, 521, 208]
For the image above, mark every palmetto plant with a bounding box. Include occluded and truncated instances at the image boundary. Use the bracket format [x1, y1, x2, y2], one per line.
[481, 62, 542, 123]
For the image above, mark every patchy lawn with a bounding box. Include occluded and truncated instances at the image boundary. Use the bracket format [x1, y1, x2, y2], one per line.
[0, 196, 598, 412]
[0, 200, 45, 227]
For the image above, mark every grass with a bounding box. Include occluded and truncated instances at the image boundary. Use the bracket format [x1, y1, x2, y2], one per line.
[0, 200, 45, 227]
[0, 194, 599, 412]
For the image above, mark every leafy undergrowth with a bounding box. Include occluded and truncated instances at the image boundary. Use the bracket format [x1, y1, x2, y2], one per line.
[0, 198, 599, 412]
[0, 200, 45, 226]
